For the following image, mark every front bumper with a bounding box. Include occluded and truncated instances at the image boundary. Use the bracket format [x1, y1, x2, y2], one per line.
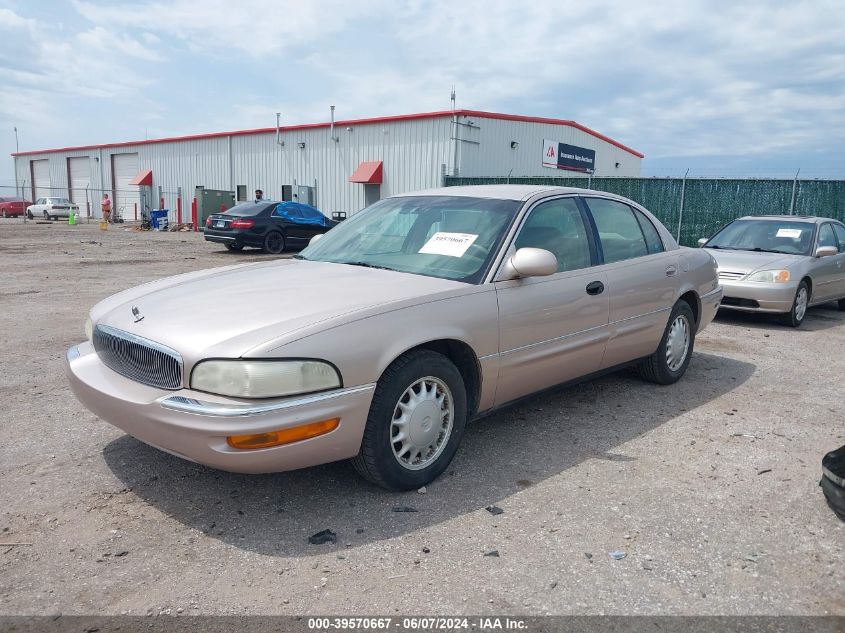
[698, 286, 723, 331]
[717, 279, 797, 314]
[66, 342, 375, 473]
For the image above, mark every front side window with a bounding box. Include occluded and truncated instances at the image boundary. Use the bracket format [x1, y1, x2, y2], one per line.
[585, 198, 649, 263]
[513, 197, 591, 272]
[832, 224, 845, 251]
[299, 195, 520, 283]
[818, 223, 839, 251]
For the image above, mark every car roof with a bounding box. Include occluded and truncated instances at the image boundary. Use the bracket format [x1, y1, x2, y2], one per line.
[736, 215, 840, 224]
[391, 184, 600, 201]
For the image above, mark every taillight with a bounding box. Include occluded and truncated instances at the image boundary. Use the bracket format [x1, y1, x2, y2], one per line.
[231, 219, 255, 229]
[206, 216, 213, 227]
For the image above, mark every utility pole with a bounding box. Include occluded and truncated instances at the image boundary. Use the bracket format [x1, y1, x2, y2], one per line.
[14, 126, 24, 224]
[13, 126, 20, 198]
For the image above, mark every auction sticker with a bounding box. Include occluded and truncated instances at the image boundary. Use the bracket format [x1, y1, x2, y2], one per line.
[419, 232, 478, 257]
[776, 228, 802, 238]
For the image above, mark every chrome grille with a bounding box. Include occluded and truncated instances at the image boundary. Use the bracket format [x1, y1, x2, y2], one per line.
[718, 270, 745, 280]
[93, 325, 182, 389]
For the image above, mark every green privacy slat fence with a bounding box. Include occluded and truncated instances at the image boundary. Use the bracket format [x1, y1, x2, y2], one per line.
[444, 177, 845, 247]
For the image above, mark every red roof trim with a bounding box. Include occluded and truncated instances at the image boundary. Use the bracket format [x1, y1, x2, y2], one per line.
[349, 160, 383, 184]
[128, 169, 153, 186]
[11, 109, 643, 159]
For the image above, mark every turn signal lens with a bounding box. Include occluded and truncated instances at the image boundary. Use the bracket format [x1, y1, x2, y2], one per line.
[226, 418, 340, 450]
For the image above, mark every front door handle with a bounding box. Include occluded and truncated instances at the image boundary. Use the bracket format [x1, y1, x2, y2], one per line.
[665, 265, 677, 277]
[585, 280, 604, 295]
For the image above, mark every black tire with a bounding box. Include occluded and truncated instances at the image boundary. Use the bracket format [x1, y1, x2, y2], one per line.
[352, 349, 468, 490]
[225, 243, 244, 252]
[26, 210, 33, 220]
[639, 300, 696, 385]
[779, 280, 810, 327]
[43, 211, 51, 220]
[837, 298, 845, 311]
[262, 231, 285, 254]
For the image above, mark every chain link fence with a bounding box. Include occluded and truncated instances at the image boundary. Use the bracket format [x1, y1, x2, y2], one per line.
[0, 184, 187, 225]
[444, 176, 845, 246]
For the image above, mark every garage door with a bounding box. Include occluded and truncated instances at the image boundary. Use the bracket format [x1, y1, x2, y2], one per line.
[31, 159, 50, 200]
[111, 153, 140, 220]
[68, 157, 92, 216]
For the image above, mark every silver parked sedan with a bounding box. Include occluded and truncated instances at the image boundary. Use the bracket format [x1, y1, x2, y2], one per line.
[700, 215, 845, 327]
[67, 185, 722, 490]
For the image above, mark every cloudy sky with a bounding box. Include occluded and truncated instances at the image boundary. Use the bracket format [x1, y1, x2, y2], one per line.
[1, 0, 843, 187]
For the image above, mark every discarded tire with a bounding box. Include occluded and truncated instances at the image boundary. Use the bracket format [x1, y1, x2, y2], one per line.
[820, 444, 845, 522]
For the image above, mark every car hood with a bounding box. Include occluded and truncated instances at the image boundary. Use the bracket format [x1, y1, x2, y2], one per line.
[704, 249, 805, 274]
[91, 259, 469, 365]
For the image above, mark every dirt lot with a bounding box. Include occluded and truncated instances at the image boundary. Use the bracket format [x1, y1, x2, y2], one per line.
[0, 219, 843, 616]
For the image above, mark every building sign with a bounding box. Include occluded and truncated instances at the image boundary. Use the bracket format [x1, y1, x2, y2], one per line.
[542, 139, 596, 173]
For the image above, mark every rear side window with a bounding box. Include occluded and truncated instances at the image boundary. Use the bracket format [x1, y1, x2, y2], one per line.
[585, 198, 649, 263]
[831, 224, 845, 252]
[633, 208, 664, 254]
[819, 223, 838, 250]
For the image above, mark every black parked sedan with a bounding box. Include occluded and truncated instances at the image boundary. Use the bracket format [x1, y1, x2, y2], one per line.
[204, 201, 338, 253]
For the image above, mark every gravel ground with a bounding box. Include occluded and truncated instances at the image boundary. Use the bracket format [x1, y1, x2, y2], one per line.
[0, 219, 843, 616]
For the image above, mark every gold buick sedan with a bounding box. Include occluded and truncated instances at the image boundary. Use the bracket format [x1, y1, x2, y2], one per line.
[67, 185, 722, 490]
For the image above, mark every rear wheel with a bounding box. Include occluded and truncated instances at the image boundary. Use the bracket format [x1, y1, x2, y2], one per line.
[42, 210, 51, 220]
[262, 231, 285, 254]
[352, 349, 467, 490]
[225, 243, 244, 252]
[639, 300, 696, 385]
[26, 210, 33, 220]
[779, 281, 809, 327]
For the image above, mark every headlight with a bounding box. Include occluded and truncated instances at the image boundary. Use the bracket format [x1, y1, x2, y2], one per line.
[84, 318, 93, 342]
[746, 270, 790, 283]
[191, 360, 341, 398]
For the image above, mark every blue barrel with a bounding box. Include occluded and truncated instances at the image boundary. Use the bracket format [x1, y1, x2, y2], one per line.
[150, 209, 169, 229]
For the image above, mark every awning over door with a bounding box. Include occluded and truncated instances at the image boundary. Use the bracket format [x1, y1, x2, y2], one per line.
[349, 161, 383, 184]
[129, 170, 153, 186]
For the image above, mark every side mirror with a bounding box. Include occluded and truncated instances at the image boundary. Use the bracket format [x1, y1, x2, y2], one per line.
[697, 238, 708, 247]
[502, 248, 557, 280]
[309, 234, 324, 246]
[815, 245, 838, 258]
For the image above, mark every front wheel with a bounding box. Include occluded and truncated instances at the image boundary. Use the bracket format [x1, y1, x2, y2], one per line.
[352, 350, 468, 490]
[779, 281, 809, 327]
[639, 300, 696, 385]
[26, 210, 33, 220]
[262, 231, 285, 254]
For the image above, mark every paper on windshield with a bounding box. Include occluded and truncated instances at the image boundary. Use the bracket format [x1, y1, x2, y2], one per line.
[419, 232, 479, 257]
[776, 228, 803, 239]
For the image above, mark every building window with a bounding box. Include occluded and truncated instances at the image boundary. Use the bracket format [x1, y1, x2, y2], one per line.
[236, 185, 246, 201]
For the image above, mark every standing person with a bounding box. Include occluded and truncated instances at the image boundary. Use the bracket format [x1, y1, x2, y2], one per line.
[254, 189, 264, 202]
[101, 193, 112, 222]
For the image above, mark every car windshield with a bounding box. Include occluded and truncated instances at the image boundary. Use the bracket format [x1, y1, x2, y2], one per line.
[224, 201, 275, 216]
[298, 195, 521, 283]
[706, 219, 815, 255]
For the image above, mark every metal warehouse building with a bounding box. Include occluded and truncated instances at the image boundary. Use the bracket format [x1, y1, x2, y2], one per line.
[11, 109, 643, 222]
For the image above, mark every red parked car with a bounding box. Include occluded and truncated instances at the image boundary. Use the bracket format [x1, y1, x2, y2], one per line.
[0, 197, 31, 218]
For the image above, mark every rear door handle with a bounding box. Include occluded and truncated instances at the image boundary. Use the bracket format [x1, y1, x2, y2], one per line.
[665, 265, 677, 277]
[585, 280, 604, 295]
